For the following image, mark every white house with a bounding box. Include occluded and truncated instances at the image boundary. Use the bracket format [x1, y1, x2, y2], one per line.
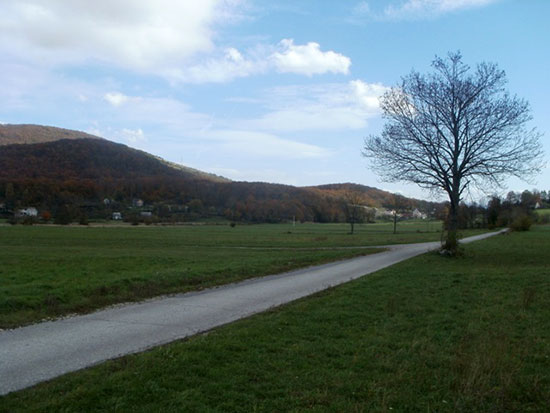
[412, 208, 427, 219]
[374, 208, 395, 219]
[17, 207, 38, 217]
[112, 212, 122, 220]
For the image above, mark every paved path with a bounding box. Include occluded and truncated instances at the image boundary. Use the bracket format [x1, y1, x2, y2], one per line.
[0, 230, 504, 395]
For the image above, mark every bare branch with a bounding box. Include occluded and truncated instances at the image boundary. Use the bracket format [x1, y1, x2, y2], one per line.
[363, 52, 545, 251]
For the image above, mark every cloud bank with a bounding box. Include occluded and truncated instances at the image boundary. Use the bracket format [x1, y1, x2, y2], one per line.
[0, 0, 237, 69]
[242, 80, 387, 132]
[0, 1, 352, 83]
[165, 39, 352, 83]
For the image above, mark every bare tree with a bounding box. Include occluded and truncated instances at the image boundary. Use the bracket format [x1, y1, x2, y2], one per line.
[391, 194, 411, 234]
[363, 52, 544, 253]
[342, 191, 365, 234]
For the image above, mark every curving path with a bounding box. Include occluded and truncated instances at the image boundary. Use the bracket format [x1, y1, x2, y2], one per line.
[0, 230, 505, 395]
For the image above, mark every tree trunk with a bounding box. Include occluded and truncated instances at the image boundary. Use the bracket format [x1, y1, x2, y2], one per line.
[350, 221, 354, 234]
[445, 188, 460, 254]
[393, 213, 397, 234]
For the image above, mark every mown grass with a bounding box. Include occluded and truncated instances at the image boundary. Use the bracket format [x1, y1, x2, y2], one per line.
[0, 225, 371, 329]
[2, 226, 548, 411]
[0, 221, 484, 328]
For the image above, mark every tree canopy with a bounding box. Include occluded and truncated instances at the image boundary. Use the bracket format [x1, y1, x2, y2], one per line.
[363, 52, 544, 252]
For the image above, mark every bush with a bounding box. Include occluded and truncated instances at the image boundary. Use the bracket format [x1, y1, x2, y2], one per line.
[21, 216, 37, 225]
[79, 214, 89, 226]
[54, 205, 72, 225]
[143, 216, 159, 225]
[510, 214, 532, 231]
[41, 210, 52, 222]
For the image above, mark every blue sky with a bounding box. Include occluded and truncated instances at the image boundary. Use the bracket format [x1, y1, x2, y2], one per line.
[1, 0, 548, 201]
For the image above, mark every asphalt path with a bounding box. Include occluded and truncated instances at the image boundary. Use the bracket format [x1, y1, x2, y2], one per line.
[0, 230, 505, 395]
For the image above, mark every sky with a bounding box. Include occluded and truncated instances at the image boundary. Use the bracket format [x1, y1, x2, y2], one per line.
[1, 0, 548, 202]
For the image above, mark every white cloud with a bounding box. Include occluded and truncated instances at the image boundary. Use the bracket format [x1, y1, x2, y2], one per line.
[0, 60, 50, 109]
[0, 2, 351, 83]
[166, 39, 352, 83]
[86, 127, 104, 138]
[165, 47, 268, 83]
[350, 80, 387, 111]
[383, 0, 499, 19]
[272, 39, 351, 76]
[104, 92, 129, 107]
[121, 128, 146, 144]
[241, 80, 387, 132]
[85, 126, 147, 146]
[85, 92, 333, 161]
[0, 0, 242, 71]
[97, 94, 212, 133]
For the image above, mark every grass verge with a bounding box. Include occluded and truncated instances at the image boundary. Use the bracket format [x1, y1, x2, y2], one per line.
[2, 226, 548, 411]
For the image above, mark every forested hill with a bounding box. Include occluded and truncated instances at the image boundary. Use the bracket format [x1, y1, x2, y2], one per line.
[0, 124, 229, 183]
[0, 124, 101, 146]
[0, 124, 437, 223]
[0, 138, 220, 182]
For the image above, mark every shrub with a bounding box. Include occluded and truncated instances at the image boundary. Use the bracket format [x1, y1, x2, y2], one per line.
[41, 210, 52, 222]
[54, 205, 72, 225]
[21, 216, 37, 225]
[510, 214, 532, 231]
[79, 214, 89, 226]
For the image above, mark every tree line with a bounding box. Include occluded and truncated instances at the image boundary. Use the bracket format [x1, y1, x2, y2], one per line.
[448, 189, 549, 232]
[0, 177, 437, 225]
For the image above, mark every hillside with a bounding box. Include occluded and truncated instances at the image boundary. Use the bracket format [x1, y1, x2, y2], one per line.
[0, 138, 225, 182]
[1, 138, 179, 181]
[308, 183, 397, 208]
[0, 124, 229, 183]
[307, 183, 436, 212]
[0, 124, 101, 146]
[0, 124, 438, 223]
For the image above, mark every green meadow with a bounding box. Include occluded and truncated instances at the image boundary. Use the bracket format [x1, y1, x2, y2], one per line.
[0, 220, 483, 328]
[2, 225, 548, 411]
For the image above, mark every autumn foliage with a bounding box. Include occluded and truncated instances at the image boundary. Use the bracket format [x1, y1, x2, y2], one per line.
[0, 128, 437, 223]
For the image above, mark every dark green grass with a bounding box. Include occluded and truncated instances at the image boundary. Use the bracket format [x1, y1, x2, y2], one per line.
[0, 226, 376, 329]
[0, 222, 484, 328]
[2, 226, 548, 411]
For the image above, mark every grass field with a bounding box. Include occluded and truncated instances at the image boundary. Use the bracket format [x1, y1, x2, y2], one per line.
[1, 225, 548, 411]
[1, 220, 484, 328]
